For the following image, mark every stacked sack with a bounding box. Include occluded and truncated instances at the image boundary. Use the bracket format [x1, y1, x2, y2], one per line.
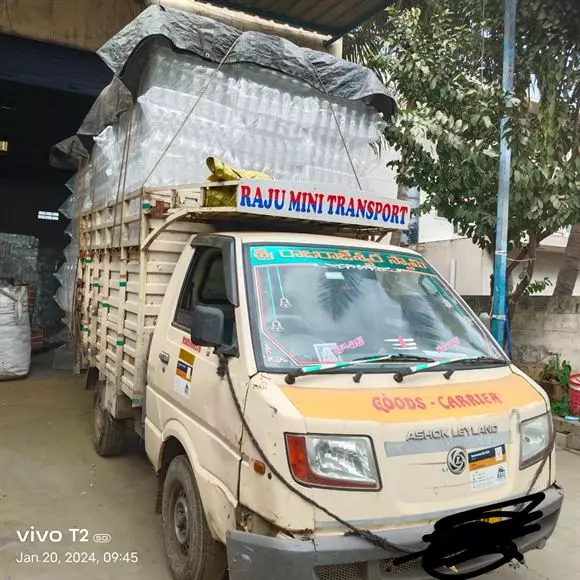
[0, 283, 31, 380]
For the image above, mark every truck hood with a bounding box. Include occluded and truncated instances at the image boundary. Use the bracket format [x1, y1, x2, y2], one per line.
[276, 368, 551, 533]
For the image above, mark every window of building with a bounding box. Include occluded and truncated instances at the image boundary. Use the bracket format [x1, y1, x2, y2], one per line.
[38, 211, 59, 221]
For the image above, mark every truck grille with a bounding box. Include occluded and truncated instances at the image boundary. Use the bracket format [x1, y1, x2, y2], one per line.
[314, 562, 365, 580]
[378, 557, 423, 574]
[314, 557, 423, 579]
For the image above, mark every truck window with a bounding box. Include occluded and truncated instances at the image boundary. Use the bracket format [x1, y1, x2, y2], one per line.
[174, 249, 236, 346]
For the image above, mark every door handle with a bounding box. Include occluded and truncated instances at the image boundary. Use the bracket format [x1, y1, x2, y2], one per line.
[159, 351, 170, 364]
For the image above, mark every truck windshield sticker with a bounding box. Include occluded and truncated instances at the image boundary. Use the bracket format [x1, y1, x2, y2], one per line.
[333, 336, 365, 356]
[250, 246, 433, 274]
[174, 348, 195, 398]
[246, 243, 503, 370]
[384, 336, 418, 351]
[468, 445, 509, 491]
[313, 343, 341, 363]
[436, 336, 461, 353]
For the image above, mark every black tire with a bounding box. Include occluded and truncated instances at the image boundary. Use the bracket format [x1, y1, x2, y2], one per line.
[162, 455, 227, 580]
[92, 388, 125, 457]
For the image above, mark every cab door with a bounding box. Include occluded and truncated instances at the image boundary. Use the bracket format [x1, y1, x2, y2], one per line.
[150, 239, 245, 501]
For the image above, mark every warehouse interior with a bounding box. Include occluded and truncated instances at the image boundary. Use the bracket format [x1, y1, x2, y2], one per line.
[0, 33, 110, 351]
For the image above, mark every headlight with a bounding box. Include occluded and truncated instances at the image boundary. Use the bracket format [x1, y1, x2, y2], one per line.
[520, 413, 553, 469]
[285, 434, 380, 490]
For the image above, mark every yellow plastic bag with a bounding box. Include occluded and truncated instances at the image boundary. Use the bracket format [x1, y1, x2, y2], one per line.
[204, 157, 272, 207]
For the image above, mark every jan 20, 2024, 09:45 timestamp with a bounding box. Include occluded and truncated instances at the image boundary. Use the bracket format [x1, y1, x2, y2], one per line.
[15, 551, 139, 565]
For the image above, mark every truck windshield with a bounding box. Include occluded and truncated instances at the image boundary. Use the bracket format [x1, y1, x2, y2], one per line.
[245, 244, 504, 372]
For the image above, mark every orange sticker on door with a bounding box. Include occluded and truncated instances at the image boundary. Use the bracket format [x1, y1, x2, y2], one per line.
[174, 348, 195, 398]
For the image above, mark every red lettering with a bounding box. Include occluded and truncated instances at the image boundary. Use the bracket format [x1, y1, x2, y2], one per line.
[182, 336, 201, 352]
[240, 184, 252, 206]
[399, 205, 409, 225]
[404, 397, 417, 410]
[394, 397, 406, 410]
[336, 195, 346, 215]
[489, 392, 502, 404]
[447, 396, 459, 409]
[416, 397, 427, 410]
[456, 395, 469, 407]
[327, 194, 337, 214]
[466, 394, 479, 406]
[382, 396, 395, 411]
[288, 191, 302, 212]
[382, 202, 392, 222]
[306, 192, 318, 213]
[482, 393, 492, 405]
[438, 396, 449, 409]
[357, 198, 367, 217]
[372, 397, 385, 412]
[391, 204, 400, 224]
[375, 202, 383, 218]
[473, 394, 485, 405]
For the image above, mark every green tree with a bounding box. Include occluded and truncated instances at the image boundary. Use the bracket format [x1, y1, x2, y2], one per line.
[346, 0, 580, 312]
[554, 224, 580, 295]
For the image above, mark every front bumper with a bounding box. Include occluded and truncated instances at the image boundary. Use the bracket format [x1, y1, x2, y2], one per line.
[227, 484, 563, 580]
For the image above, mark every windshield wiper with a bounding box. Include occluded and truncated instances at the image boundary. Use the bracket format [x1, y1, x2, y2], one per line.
[394, 356, 509, 383]
[284, 354, 434, 385]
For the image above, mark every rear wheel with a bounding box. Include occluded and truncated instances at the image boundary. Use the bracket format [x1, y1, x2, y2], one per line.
[162, 455, 227, 580]
[92, 388, 125, 456]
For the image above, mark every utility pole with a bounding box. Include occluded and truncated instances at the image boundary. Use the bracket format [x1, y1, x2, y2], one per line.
[491, 0, 516, 347]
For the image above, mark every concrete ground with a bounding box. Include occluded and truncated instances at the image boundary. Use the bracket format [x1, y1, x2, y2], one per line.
[0, 354, 578, 580]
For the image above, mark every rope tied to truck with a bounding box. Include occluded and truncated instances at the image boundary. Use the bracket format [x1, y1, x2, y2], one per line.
[140, 37, 364, 195]
[218, 353, 554, 577]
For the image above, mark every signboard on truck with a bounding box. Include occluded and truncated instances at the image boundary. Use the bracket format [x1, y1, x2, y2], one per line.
[236, 179, 411, 230]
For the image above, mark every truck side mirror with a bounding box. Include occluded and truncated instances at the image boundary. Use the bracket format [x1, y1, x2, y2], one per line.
[190, 305, 225, 348]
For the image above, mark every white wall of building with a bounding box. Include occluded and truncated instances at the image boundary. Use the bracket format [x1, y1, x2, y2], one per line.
[414, 238, 493, 294]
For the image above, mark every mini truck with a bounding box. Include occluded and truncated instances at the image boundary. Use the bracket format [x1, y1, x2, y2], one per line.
[81, 178, 563, 580]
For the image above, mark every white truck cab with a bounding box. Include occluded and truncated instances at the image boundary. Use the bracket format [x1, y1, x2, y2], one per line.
[83, 181, 562, 580]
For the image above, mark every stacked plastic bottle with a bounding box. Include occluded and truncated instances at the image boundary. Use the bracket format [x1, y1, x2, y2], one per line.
[56, 46, 387, 328]
[54, 180, 80, 330]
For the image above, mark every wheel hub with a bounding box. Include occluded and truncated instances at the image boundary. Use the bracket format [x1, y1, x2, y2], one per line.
[94, 396, 104, 433]
[173, 492, 190, 548]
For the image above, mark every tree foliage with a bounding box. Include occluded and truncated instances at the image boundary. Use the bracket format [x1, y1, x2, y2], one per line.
[346, 0, 580, 309]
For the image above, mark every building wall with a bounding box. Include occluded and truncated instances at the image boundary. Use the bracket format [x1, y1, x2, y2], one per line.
[464, 296, 580, 376]
[364, 149, 398, 196]
[413, 238, 493, 294]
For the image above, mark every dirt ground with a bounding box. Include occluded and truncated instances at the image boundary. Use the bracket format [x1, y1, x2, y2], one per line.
[0, 354, 578, 580]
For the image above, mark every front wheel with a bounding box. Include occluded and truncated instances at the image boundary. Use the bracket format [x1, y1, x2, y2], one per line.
[162, 455, 227, 580]
[92, 388, 125, 456]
